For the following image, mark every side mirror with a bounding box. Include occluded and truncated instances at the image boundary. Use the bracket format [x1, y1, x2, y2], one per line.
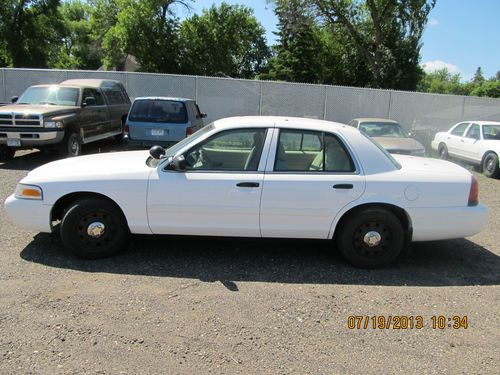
[149, 145, 166, 159]
[169, 155, 186, 171]
[82, 97, 96, 107]
[197, 113, 207, 119]
[11, 96, 18, 103]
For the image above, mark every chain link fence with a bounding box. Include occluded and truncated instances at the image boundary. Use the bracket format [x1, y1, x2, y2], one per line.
[2, 68, 500, 149]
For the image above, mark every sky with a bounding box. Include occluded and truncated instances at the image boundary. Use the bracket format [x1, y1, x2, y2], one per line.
[179, 0, 500, 82]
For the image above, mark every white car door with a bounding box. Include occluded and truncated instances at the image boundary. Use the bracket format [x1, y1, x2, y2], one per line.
[260, 128, 366, 239]
[461, 123, 482, 162]
[447, 122, 469, 157]
[147, 127, 271, 237]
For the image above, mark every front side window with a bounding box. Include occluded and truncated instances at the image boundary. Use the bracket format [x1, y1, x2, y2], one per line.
[184, 128, 267, 171]
[82, 88, 104, 106]
[275, 129, 354, 172]
[465, 124, 480, 139]
[451, 123, 469, 136]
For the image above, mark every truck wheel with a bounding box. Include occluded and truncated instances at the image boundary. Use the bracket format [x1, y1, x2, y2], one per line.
[482, 153, 500, 178]
[0, 145, 15, 162]
[60, 197, 129, 259]
[336, 208, 404, 268]
[60, 132, 82, 157]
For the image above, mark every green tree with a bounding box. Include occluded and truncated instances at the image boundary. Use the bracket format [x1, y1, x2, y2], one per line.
[471, 81, 500, 98]
[55, 0, 102, 69]
[311, 0, 436, 90]
[0, 0, 64, 67]
[472, 66, 485, 85]
[417, 68, 470, 95]
[261, 0, 325, 83]
[179, 2, 270, 78]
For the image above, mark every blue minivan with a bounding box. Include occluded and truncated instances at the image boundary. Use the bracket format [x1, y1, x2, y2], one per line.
[125, 97, 206, 148]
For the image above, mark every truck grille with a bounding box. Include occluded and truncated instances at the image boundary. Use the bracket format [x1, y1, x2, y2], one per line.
[0, 113, 43, 127]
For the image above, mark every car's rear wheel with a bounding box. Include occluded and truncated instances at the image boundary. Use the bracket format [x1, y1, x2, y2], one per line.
[0, 145, 15, 162]
[438, 143, 448, 160]
[336, 208, 405, 268]
[60, 198, 129, 259]
[482, 152, 500, 178]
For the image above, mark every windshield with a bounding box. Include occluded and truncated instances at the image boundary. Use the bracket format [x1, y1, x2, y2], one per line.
[129, 99, 188, 123]
[164, 123, 215, 158]
[359, 122, 408, 138]
[361, 131, 402, 169]
[483, 124, 500, 140]
[17, 86, 79, 106]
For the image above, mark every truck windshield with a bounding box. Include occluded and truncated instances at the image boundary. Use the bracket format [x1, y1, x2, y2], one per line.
[17, 86, 79, 106]
[129, 99, 188, 124]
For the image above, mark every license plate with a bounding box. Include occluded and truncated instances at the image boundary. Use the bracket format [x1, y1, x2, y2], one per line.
[151, 129, 165, 136]
[7, 139, 21, 147]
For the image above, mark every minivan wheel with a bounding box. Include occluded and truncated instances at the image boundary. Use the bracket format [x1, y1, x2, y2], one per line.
[336, 208, 404, 268]
[60, 198, 129, 259]
[482, 153, 500, 178]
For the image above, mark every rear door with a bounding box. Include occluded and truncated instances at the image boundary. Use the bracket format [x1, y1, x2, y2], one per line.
[260, 127, 366, 239]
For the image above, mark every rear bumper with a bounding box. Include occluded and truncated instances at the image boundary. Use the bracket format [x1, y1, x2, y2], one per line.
[125, 136, 179, 149]
[4, 194, 52, 233]
[0, 128, 64, 147]
[409, 204, 488, 241]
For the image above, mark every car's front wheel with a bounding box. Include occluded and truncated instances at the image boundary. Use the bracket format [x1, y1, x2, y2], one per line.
[60, 198, 129, 259]
[336, 208, 405, 268]
[482, 152, 500, 178]
[438, 143, 448, 160]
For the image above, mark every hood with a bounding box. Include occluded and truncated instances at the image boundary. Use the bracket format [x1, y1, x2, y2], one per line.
[0, 104, 79, 117]
[22, 150, 152, 184]
[373, 137, 425, 152]
[393, 155, 471, 177]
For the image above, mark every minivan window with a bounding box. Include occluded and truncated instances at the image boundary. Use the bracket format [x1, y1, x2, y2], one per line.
[129, 100, 188, 124]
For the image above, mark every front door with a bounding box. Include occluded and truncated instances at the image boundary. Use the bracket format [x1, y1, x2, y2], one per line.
[147, 127, 269, 236]
[461, 123, 481, 161]
[260, 128, 366, 239]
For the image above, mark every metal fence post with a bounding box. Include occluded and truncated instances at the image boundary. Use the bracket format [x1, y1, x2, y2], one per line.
[387, 91, 393, 119]
[323, 85, 328, 120]
[461, 96, 466, 120]
[195, 76, 198, 102]
[259, 81, 263, 116]
[2, 68, 6, 102]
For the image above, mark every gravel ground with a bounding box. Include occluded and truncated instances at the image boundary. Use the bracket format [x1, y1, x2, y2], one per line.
[0, 143, 499, 375]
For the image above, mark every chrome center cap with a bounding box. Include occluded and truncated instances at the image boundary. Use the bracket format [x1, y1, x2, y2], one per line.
[87, 221, 106, 238]
[363, 231, 382, 247]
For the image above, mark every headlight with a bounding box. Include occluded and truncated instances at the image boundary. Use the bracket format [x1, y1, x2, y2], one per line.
[15, 184, 43, 200]
[44, 120, 64, 128]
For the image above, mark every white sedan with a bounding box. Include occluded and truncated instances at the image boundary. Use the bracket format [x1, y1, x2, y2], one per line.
[5, 116, 488, 268]
[431, 121, 500, 178]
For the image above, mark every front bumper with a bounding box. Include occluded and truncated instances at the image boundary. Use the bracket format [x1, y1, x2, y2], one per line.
[4, 194, 52, 233]
[0, 128, 64, 147]
[409, 204, 488, 241]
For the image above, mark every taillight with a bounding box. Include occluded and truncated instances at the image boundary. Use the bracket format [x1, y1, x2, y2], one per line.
[186, 127, 194, 136]
[468, 175, 478, 206]
[124, 123, 129, 135]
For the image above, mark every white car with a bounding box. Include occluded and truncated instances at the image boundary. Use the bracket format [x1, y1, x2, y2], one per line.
[5, 116, 488, 268]
[431, 121, 500, 178]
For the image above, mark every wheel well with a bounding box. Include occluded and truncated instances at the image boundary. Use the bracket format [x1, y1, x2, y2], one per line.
[50, 192, 127, 230]
[121, 114, 127, 125]
[333, 203, 412, 240]
[481, 151, 498, 164]
[438, 142, 447, 149]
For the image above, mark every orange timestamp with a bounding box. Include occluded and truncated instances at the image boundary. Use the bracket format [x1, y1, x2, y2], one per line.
[347, 315, 468, 330]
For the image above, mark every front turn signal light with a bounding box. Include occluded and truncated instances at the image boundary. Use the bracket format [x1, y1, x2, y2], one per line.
[15, 184, 43, 200]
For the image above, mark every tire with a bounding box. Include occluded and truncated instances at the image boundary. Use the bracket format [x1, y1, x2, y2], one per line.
[0, 145, 15, 162]
[336, 208, 405, 268]
[438, 143, 448, 160]
[482, 153, 500, 178]
[59, 132, 83, 157]
[60, 198, 129, 259]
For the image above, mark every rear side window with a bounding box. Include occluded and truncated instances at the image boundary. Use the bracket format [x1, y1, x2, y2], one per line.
[103, 88, 128, 104]
[129, 100, 188, 124]
[451, 123, 469, 136]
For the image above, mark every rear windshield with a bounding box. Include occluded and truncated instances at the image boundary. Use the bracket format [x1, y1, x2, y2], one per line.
[129, 99, 188, 123]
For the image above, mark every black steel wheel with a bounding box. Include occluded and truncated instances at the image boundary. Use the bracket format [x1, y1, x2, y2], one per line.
[438, 143, 448, 160]
[59, 132, 82, 157]
[0, 145, 15, 162]
[482, 153, 499, 178]
[60, 198, 129, 259]
[336, 208, 405, 268]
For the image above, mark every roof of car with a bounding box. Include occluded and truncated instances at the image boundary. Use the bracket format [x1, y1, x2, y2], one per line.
[212, 116, 359, 134]
[463, 121, 500, 125]
[133, 97, 194, 102]
[59, 79, 124, 88]
[353, 118, 399, 124]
